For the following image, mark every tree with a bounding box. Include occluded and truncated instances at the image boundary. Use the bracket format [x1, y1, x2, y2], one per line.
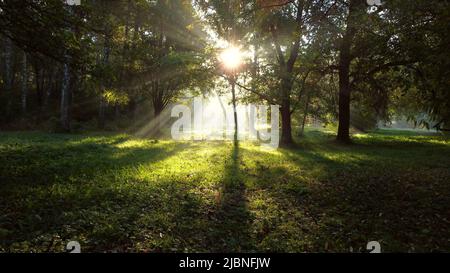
[198, 0, 330, 146]
[336, 0, 366, 142]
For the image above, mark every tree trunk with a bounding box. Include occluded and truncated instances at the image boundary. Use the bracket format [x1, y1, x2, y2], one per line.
[230, 77, 238, 142]
[337, 0, 360, 143]
[98, 96, 106, 129]
[60, 61, 71, 131]
[98, 35, 111, 129]
[153, 101, 164, 137]
[43, 67, 57, 112]
[300, 91, 311, 136]
[216, 91, 227, 139]
[60, 5, 75, 132]
[3, 37, 13, 94]
[280, 78, 294, 146]
[128, 97, 137, 121]
[115, 103, 120, 120]
[21, 52, 28, 116]
[3, 37, 14, 120]
[280, 100, 293, 146]
[337, 39, 351, 143]
[34, 64, 44, 122]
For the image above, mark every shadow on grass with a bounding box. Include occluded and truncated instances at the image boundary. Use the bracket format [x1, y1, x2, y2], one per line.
[0, 135, 254, 252]
[242, 137, 450, 252]
[1, 131, 449, 252]
[0, 134, 193, 251]
[0, 135, 189, 187]
[206, 140, 253, 252]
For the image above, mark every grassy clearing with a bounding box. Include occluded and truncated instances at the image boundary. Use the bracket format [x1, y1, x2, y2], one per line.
[0, 129, 449, 252]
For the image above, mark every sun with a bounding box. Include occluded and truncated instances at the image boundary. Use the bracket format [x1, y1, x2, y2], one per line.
[219, 46, 243, 70]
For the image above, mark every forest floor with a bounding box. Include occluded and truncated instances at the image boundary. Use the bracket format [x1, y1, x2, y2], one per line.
[0, 128, 449, 252]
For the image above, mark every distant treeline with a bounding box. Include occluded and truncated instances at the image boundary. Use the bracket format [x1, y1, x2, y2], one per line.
[0, 0, 448, 143]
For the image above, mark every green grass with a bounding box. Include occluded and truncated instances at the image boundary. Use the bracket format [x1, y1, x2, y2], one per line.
[0, 129, 449, 252]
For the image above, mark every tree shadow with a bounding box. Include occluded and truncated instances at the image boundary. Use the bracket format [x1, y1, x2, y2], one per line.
[244, 138, 450, 252]
[0, 135, 255, 253]
[2, 131, 449, 252]
[0, 134, 193, 251]
[207, 140, 253, 252]
[0, 134, 190, 187]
